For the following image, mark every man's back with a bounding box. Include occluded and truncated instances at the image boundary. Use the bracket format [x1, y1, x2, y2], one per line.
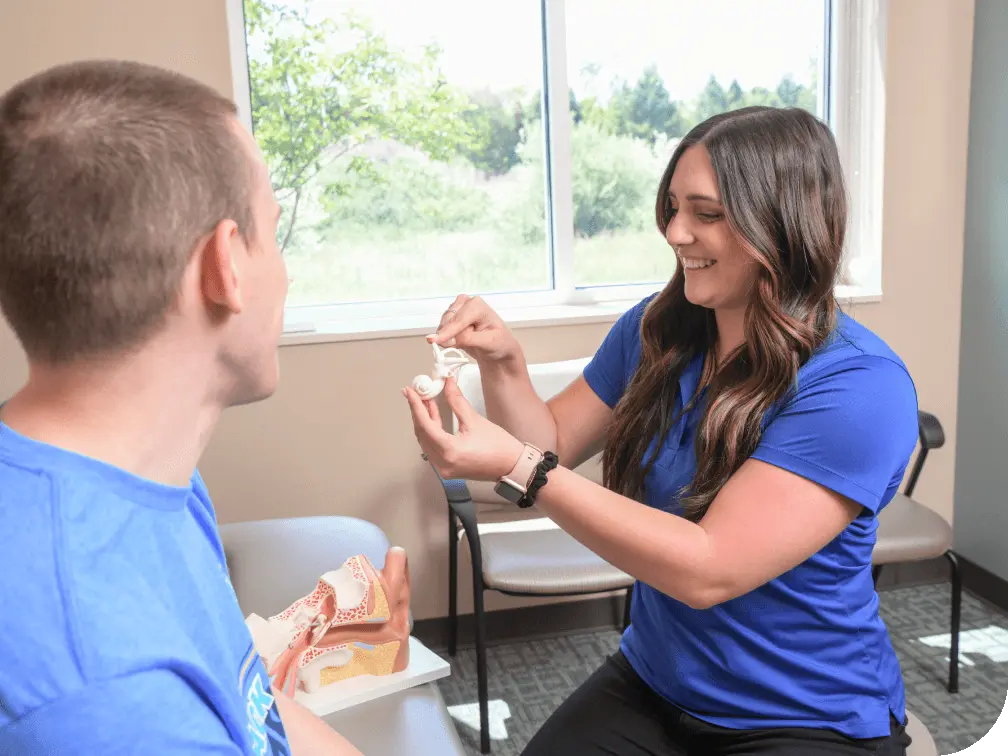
[0, 59, 361, 755]
[0, 422, 290, 754]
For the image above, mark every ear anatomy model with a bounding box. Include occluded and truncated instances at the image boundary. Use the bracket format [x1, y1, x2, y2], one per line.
[411, 342, 470, 399]
[246, 547, 412, 696]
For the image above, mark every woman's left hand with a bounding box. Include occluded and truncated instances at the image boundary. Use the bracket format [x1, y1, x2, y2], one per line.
[404, 376, 525, 482]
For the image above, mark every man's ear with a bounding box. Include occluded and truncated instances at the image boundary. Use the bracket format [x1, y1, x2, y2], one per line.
[200, 220, 244, 313]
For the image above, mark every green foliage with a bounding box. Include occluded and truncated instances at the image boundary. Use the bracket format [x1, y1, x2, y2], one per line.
[317, 152, 489, 233]
[608, 66, 686, 143]
[680, 65, 819, 132]
[520, 89, 581, 126]
[570, 125, 657, 237]
[244, 1, 821, 255]
[495, 130, 547, 244]
[459, 90, 524, 176]
[578, 95, 610, 132]
[244, 0, 475, 250]
[502, 122, 657, 243]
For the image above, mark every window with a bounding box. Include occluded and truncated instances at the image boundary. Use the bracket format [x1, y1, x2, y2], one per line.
[226, 0, 886, 337]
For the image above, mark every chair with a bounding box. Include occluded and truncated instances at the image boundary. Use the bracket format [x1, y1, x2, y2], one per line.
[219, 515, 395, 619]
[905, 709, 938, 756]
[872, 411, 961, 693]
[435, 357, 635, 754]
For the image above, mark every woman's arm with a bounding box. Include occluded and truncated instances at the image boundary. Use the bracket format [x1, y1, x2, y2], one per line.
[476, 353, 559, 454]
[481, 360, 612, 470]
[532, 460, 860, 609]
[405, 355, 918, 609]
[531, 358, 919, 606]
[408, 380, 857, 608]
[430, 295, 612, 467]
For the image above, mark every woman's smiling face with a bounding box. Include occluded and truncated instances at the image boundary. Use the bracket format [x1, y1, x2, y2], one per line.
[663, 144, 759, 312]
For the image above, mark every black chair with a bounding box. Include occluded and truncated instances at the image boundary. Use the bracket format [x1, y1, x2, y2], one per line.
[434, 358, 634, 754]
[872, 410, 961, 693]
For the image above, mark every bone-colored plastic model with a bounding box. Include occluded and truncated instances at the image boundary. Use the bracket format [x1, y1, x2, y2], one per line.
[247, 547, 412, 695]
[411, 342, 470, 399]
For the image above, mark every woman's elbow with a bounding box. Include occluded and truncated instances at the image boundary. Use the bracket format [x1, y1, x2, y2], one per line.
[675, 576, 738, 610]
[681, 586, 722, 610]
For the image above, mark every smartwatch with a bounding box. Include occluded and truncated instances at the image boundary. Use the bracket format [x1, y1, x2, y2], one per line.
[494, 444, 544, 504]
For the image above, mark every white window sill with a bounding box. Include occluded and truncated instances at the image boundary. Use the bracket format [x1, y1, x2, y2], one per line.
[279, 284, 882, 347]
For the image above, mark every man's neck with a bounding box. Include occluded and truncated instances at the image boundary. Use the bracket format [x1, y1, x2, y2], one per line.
[0, 348, 223, 487]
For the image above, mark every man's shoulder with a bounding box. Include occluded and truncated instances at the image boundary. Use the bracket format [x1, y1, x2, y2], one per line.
[0, 459, 87, 728]
[0, 455, 74, 592]
[0, 456, 233, 725]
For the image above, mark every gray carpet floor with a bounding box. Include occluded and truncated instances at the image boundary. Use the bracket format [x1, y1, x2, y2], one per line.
[436, 584, 1008, 755]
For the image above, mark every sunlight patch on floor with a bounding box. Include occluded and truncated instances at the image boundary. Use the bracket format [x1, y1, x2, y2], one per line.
[447, 699, 512, 741]
[919, 624, 1008, 666]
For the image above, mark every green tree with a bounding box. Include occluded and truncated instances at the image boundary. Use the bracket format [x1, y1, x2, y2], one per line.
[245, 0, 474, 250]
[690, 75, 732, 124]
[743, 86, 784, 108]
[503, 122, 656, 243]
[680, 67, 819, 133]
[318, 153, 488, 232]
[609, 65, 686, 143]
[522, 89, 582, 126]
[460, 90, 524, 176]
[775, 75, 804, 107]
[578, 94, 612, 132]
[569, 89, 584, 125]
[726, 80, 745, 109]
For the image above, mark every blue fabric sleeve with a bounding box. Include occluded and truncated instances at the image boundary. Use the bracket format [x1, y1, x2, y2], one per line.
[0, 669, 244, 755]
[750, 355, 919, 513]
[583, 298, 651, 408]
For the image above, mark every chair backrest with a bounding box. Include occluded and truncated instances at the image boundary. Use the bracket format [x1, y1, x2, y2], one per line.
[454, 357, 591, 425]
[452, 357, 600, 510]
[219, 515, 392, 618]
[904, 410, 945, 498]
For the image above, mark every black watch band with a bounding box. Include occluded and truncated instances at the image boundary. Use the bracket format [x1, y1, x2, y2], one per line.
[517, 451, 559, 508]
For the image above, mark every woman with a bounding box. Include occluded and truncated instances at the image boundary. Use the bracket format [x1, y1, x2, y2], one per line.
[404, 106, 918, 755]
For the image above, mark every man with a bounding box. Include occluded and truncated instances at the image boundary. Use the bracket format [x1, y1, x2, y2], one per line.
[0, 60, 361, 755]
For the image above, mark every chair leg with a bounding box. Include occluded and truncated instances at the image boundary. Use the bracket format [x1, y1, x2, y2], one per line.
[448, 510, 459, 657]
[459, 516, 491, 753]
[473, 572, 490, 753]
[621, 585, 632, 630]
[945, 550, 961, 694]
[872, 565, 883, 587]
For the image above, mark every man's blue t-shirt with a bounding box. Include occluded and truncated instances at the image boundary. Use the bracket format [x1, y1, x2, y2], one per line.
[583, 298, 919, 739]
[0, 422, 290, 755]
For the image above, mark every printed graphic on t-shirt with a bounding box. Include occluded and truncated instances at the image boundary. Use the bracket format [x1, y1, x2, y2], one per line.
[239, 644, 291, 756]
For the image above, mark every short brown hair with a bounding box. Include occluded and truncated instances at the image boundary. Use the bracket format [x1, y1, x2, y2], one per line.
[0, 59, 255, 364]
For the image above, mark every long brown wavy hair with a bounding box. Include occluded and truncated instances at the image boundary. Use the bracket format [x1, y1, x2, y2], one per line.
[602, 106, 847, 522]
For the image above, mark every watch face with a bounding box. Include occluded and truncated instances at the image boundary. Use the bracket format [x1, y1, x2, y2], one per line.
[494, 481, 524, 504]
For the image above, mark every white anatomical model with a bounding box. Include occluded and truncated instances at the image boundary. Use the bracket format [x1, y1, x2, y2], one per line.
[247, 549, 411, 696]
[411, 342, 470, 399]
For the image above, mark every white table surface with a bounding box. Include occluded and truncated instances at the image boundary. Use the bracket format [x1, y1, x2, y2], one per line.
[323, 683, 467, 755]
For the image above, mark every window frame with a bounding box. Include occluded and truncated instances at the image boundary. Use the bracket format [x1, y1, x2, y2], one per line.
[225, 0, 886, 343]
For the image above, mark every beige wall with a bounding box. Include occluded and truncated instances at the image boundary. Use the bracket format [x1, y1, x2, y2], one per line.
[0, 0, 974, 621]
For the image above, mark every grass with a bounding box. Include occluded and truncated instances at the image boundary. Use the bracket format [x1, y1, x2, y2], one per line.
[283, 226, 676, 306]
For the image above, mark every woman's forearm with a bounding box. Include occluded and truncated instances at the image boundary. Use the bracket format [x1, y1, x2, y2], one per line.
[479, 354, 558, 453]
[535, 466, 719, 609]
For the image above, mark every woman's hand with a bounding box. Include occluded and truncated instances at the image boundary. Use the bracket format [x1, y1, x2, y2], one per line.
[429, 294, 522, 366]
[404, 376, 525, 482]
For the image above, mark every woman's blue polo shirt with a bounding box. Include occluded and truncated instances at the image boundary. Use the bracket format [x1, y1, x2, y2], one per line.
[582, 297, 920, 738]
